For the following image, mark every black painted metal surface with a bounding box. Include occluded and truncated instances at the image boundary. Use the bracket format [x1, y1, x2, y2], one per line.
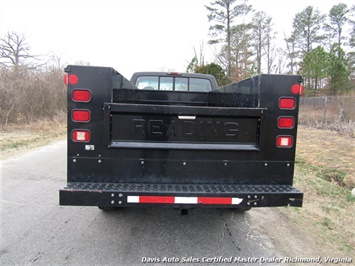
[61, 65, 303, 209]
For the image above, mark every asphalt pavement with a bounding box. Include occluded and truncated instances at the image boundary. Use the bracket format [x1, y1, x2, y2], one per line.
[1, 140, 281, 265]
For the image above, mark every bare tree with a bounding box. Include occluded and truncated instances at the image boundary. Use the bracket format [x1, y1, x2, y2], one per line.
[0, 32, 37, 71]
[274, 47, 287, 74]
[284, 32, 299, 74]
[251, 11, 271, 74]
[186, 42, 206, 73]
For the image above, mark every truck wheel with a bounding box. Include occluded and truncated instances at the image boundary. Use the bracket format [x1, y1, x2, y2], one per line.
[234, 207, 252, 213]
[98, 206, 117, 211]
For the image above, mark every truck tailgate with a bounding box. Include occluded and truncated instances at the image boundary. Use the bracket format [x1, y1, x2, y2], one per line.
[106, 103, 264, 151]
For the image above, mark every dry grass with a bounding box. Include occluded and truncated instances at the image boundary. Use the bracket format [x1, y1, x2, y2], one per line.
[296, 126, 355, 188]
[290, 126, 355, 257]
[299, 93, 355, 136]
[0, 115, 66, 159]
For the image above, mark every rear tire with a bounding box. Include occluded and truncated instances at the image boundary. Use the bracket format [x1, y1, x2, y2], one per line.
[98, 206, 118, 211]
[233, 207, 252, 213]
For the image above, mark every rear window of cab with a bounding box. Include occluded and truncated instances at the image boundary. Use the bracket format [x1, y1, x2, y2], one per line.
[135, 76, 212, 92]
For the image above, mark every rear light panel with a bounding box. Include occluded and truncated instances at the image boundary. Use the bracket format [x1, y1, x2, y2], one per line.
[72, 130, 91, 142]
[278, 117, 295, 129]
[72, 90, 91, 102]
[276, 136, 293, 148]
[72, 110, 91, 123]
[279, 97, 296, 110]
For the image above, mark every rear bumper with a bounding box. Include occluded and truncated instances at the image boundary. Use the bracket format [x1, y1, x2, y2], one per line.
[59, 183, 303, 208]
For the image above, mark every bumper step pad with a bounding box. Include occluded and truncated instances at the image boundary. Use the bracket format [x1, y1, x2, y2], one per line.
[60, 182, 303, 208]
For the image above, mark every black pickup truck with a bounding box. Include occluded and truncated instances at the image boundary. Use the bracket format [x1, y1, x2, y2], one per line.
[60, 66, 303, 213]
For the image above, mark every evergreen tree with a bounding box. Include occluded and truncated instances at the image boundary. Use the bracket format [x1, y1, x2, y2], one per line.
[195, 63, 230, 86]
[326, 3, 349, 48]
[206, 0, 252, 77]
[328, 44, 350, 94]
[292, 6, 326, 55]
[299, 46, 328, 93]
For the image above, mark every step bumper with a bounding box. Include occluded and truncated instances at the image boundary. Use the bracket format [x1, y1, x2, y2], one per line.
[59, 183, 303, 208]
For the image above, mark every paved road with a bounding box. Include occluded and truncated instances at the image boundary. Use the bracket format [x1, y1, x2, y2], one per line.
[1, 141, 282, 265]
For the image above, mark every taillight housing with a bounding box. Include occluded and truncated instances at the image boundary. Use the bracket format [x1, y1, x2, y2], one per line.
[72, 130, 91, 142]
[278, 117, 295, 129]
[72, 110, 91, 123]
[72, 90, 91, 102]
[276, 136, 293, 148]
[279, 97, 296, 110]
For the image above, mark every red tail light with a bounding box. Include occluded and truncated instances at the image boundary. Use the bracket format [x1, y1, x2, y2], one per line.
[279, 97, 295, 110]
[291, 84, 304, 95]
[72, 110, 91, 122]
[72, 90, 91, 102]
[64, 74, 79, 85]
[291, 84, 300, 94]
[69, 74, 78, 85]
[72, 130, 91, 142]
[276, 136, 293, 148]
[278, 117, 295, 129]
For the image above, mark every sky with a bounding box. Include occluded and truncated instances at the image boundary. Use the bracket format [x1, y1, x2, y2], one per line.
[0, 0, 354, 78]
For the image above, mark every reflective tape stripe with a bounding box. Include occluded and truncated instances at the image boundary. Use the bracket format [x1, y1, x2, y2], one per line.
[198, 197, 232, 205]
[232, 198, 243, 205]
[127, 195, 243, 205]
[175, 197, 198, 204]
[140, 196, 175, 204]
[127, 196, 139, 203]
